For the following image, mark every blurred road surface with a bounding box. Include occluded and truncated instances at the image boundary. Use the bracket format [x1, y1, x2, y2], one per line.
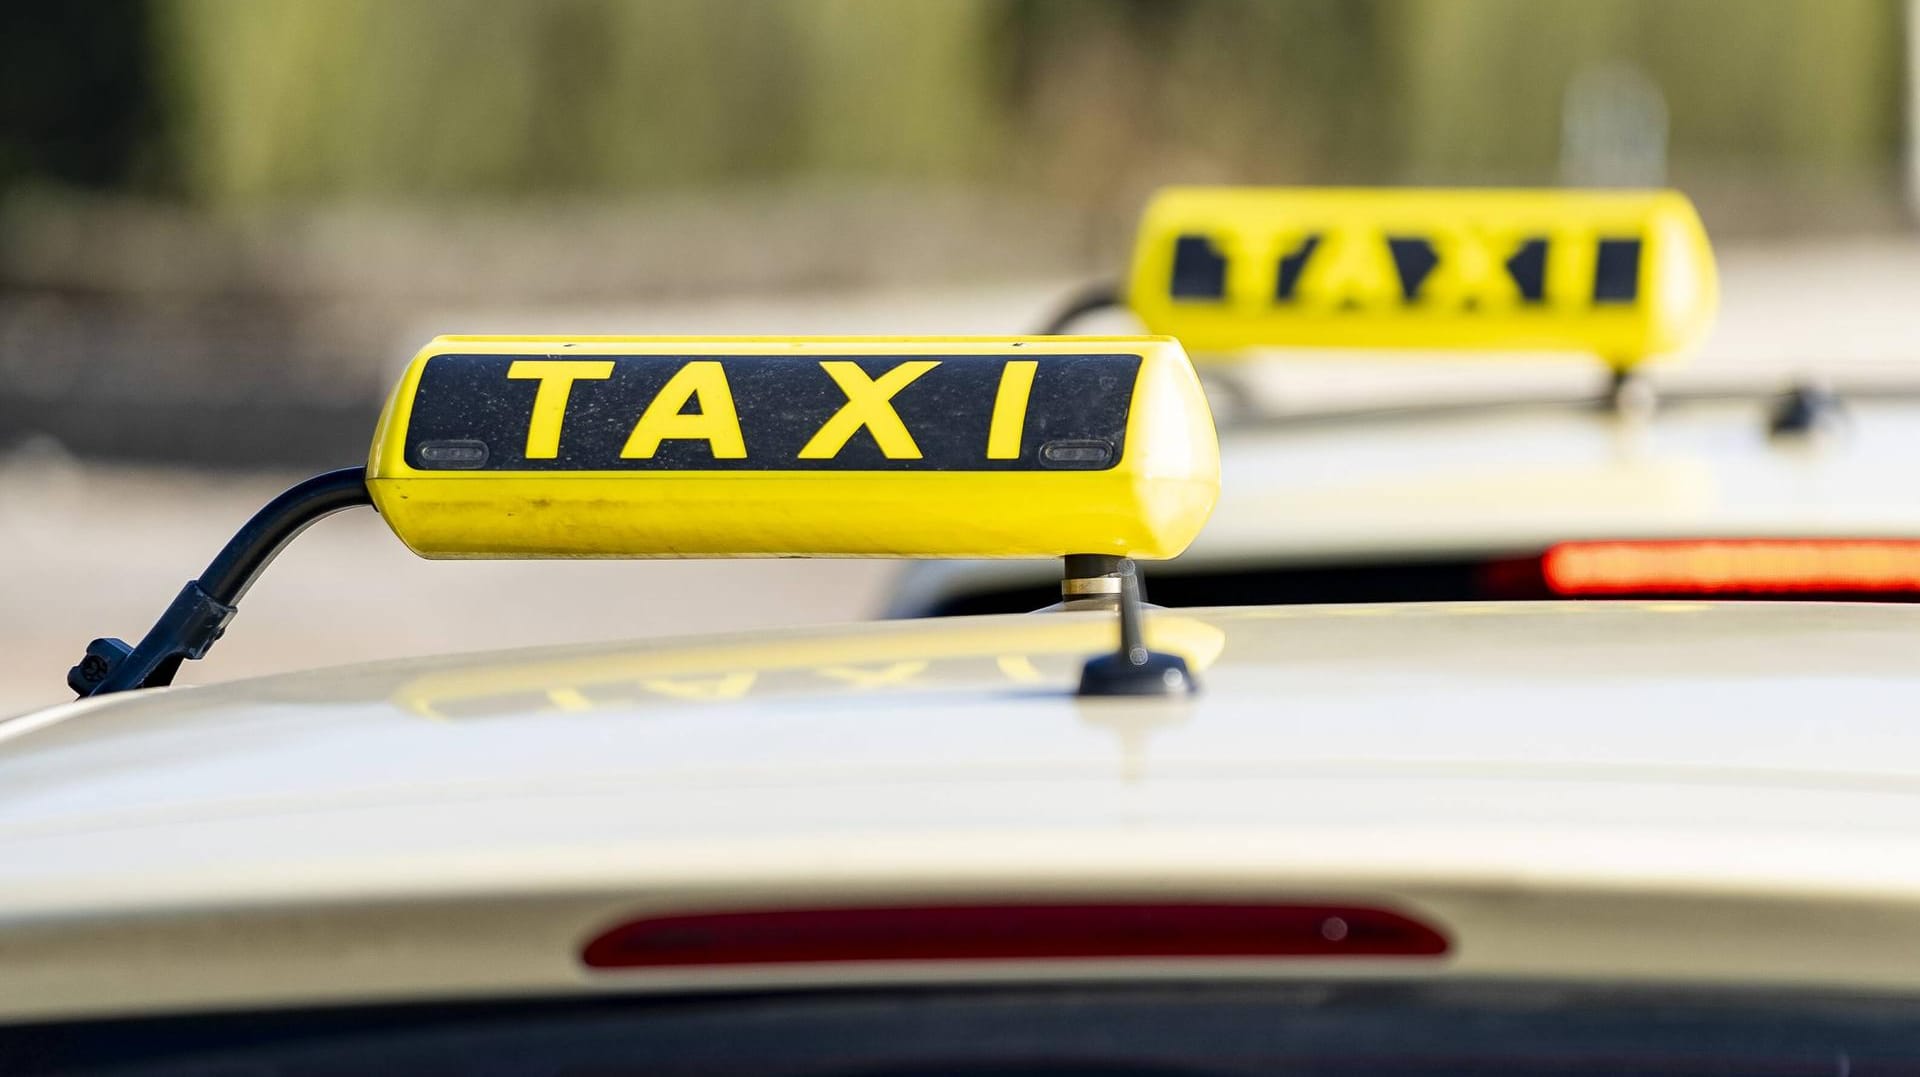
[6, 238, 1920, 715]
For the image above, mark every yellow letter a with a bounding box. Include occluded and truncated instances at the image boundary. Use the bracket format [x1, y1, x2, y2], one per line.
[622, 361, 746, 459]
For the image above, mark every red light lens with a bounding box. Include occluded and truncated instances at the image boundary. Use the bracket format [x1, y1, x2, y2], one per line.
[581, 902, 1449, 969]
[1541, 539, 1920, 596]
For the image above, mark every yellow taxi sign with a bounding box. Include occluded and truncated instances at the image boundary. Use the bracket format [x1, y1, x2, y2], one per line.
[1126, 187, 1718, 368]
[367, 336, 1218, 559]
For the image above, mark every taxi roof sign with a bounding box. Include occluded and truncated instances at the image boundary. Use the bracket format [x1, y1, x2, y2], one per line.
[367, 336, 1219, 560]
[1126, 187, 1718, 368]
[72, 335, 1219, 697]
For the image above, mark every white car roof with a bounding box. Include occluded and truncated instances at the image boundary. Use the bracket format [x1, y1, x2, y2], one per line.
[9, 601, 1920, 1018]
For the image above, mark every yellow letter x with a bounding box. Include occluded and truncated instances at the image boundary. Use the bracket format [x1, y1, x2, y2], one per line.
[798, 360, 939, 460]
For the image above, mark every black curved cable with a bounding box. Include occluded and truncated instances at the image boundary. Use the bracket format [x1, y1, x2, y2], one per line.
[1035, 282, 1123, 335]
[197, 467, 372, 603]
[69, 467, 372, 698]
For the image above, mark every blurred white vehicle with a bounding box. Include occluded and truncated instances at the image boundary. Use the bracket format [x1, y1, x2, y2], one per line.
[893, 186, 1920, 616]
[889, 378, 1920, 615]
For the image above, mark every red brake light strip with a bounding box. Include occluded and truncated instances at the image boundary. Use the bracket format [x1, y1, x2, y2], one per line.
[1542, 539, 1920, 596]
[582, 902, 1449, 969]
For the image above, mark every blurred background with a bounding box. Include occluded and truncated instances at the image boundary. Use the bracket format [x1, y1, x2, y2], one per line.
[4, 0, 1918, 713]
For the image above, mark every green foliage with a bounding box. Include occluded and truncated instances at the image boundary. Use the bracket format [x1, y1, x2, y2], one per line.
[153, 0, 1008, 201]
[15, 0, 1907, 203]
[1393, 0, 1903, 180]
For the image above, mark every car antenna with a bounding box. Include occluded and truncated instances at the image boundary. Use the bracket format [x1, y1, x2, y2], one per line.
[1076, 559, 1198, 697]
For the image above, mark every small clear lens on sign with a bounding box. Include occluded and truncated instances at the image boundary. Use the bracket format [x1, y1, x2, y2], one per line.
[415, 439, 490, 468]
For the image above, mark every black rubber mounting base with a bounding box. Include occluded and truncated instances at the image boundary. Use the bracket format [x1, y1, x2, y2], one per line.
[1078, 649, 1197, 697]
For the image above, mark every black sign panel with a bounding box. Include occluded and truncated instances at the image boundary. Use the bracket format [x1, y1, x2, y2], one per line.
[1168, 231, 1642, 306]
[403, 353, 1141, 472]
